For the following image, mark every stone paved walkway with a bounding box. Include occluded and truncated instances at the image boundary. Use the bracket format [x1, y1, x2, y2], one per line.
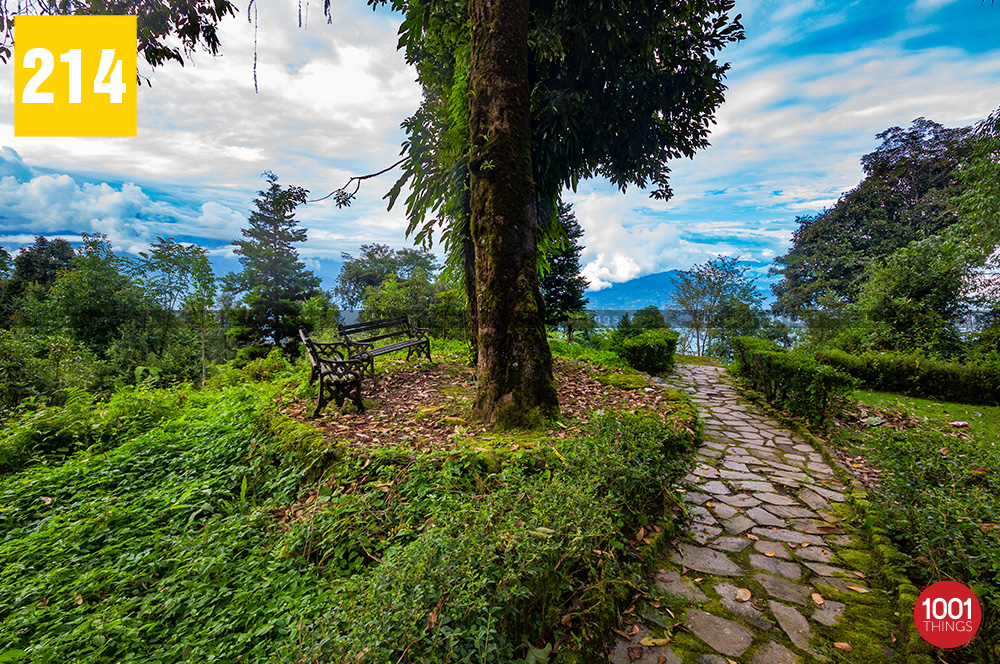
[607, 363, 889, 664]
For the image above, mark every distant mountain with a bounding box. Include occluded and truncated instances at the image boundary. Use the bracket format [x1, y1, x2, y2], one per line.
[583, 270, 683, 311]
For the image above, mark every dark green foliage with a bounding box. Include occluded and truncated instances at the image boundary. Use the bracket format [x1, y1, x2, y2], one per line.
[334, 243, 440, 310]
[0, 330, 102, 417]
[0, 356, 699, 663]
[539, 202, 589, 333]
[771, 118, 977, 315]
[816, 349, 1000, 406]
[0, 0, 236, 68]
[615, 306, 667, 341]
[47, 234, 162, 359]
[731, 337, 854, 425]
[228, 172, 321, 353]
[8, 236, 75, 297]
[833, 427, 1000, 660]
[616, 328, 679, 375]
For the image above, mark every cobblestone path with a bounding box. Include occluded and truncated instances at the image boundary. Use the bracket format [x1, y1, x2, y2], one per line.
[607, 363, 891, 663]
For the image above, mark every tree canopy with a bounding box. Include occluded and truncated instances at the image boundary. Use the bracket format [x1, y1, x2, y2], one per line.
[770, 117, 976, 315]
[334, 243, 439, 309]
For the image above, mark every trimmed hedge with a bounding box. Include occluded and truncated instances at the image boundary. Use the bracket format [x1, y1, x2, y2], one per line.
[616, 328, 679, 375]
[816, 349, 1000, 406]
[732, 337, 855, 425]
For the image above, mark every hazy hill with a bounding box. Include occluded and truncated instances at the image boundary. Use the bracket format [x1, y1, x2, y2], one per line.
[583, 270, 683, 311]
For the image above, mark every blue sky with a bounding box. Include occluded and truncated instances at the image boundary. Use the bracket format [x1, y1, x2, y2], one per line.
[0, 0, 998, 295]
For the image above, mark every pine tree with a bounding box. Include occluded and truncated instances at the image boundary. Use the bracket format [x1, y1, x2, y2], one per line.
[539, 202, 589, 338]
[228, 172, 321, 352]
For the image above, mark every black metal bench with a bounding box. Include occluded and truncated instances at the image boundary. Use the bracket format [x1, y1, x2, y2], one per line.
[338, 315, 431, 386]
[298, 327, 368, 416]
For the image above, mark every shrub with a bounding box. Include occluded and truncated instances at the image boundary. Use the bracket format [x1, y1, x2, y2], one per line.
[732, 337, 854, 425]
[615, 328, 679, 375]
[816, 349, 1000, 406]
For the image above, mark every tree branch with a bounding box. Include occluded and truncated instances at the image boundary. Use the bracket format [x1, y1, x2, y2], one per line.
[307, 158, 407, 207]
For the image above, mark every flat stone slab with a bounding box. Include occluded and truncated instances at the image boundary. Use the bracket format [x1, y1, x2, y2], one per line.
[750, 554, 802, 579]
[682, 491, 711, 505]
[691, 523, 723, 544]
[756, 493, 798, 506]
[695, 655, 729, 664]
[794, 547, 837, 563]
[755, 573, 812, 605]
[811, 599, 846, 626]
[716, 581, 774, 630]
[655, 570, 708, 602]
[788, 519, 840, 535]
[750, 640, 803, 664]
[717, 493, 762, 508]
[762, 504, 818, 519]
[751, 528, 826, 547]
[686, 608, 755, 658]
[724, 515, 756, 534]
[710, 536, 752, 552]
[712, 502, 740, 519]
[738, 481, 777, 493]
[672, 543, 743, 576]
[720, 469, 766, 481]
[810, 486, 846, 502]
[754, 539, 791, 559]
[769, 601, 812, 651]
[798, 489, 833, 512]
[748, 506, 785, 527]
[694, 466, 721, 478]
[701, 481, 731, 495]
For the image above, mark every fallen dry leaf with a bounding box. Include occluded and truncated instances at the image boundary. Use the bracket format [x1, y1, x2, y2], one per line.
[74, 593, 83, 605]
[800, 542, 810, 547]
[811, 593, 825, 606]
[735, 588, 752, 602]
[640, 637, 671, 647]
[627, 646, 644, 661]
[765, 551, 776, 557]
[627, 624, 639, 636]
[746, 533, 759, 541]
[41, 496, 53, 505]
[694, 577, 704, 583]
[845, 585, 870, 594]
[834, 642, 854, 652]
[853, 570, 867, 578]
[37, 598, 49, 608]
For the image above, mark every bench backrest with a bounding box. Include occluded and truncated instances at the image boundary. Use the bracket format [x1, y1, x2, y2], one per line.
[339, 316, 412, 343]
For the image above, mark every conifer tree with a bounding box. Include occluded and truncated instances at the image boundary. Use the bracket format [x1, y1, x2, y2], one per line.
[539, 202, 589, 336]
[228, 172, 321, 352]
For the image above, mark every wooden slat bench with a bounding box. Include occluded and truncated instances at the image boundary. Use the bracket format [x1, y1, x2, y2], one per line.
[338, 315, 431, 386]
[298, 327, 369, 416]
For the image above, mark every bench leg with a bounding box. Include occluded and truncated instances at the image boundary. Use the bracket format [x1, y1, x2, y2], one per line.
[313, 377, 329, 417]
[332, 380, 364, 413]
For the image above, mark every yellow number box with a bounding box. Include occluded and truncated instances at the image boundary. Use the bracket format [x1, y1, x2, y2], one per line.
[15, 15, 137, 137]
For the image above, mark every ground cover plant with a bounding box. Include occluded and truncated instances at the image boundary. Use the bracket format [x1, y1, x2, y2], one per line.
[827, 391, 1000, 662]
[0, 339, 699, 663]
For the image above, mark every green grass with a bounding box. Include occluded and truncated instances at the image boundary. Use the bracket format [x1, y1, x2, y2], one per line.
[852, 389, 1000, 444]
[672, 354, 721, 366]
[0, 345, 701, 664]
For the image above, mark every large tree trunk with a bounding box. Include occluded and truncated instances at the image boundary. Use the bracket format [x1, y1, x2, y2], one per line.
[468, 0, 558, 427]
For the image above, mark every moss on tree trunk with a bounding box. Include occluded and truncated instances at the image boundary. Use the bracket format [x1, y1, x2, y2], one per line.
[468, 0, 558, 427]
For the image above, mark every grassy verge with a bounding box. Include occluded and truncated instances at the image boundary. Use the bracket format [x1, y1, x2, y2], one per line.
[829, 391, 1000, 663]
[0, 343, 699, 663]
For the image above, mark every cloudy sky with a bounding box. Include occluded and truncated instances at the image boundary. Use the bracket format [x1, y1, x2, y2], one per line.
[1, 0, 998, 296]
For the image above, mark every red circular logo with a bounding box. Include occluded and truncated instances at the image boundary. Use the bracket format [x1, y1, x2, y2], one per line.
[914, 581, 982, 649]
